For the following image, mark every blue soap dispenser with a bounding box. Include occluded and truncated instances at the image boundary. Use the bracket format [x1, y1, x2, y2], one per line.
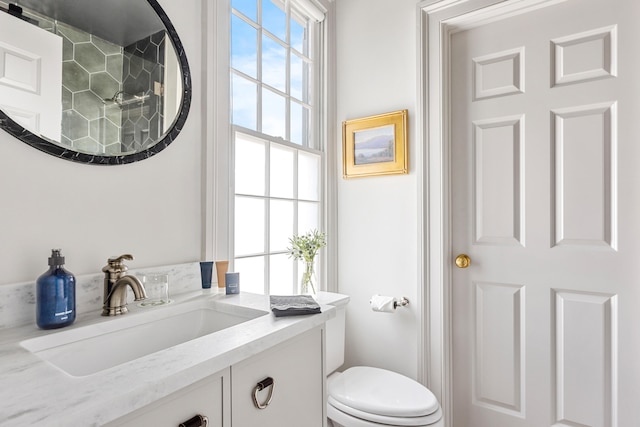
[36, 249, 76, 329]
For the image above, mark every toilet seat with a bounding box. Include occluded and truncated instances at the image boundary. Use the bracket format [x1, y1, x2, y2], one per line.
[328, 396, 443, 426]
[328, 367, 442, 426]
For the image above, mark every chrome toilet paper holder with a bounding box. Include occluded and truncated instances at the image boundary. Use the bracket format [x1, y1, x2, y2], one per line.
[370, 295, 410, 312]
[394, 297, 409, 309]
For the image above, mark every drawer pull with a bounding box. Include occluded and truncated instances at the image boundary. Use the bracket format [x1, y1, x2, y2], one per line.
[179, 414, 209, 427]
[252, 376, 275, 409]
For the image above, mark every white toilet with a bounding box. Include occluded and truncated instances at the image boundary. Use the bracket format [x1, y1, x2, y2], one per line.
[318, 292, 444, 427]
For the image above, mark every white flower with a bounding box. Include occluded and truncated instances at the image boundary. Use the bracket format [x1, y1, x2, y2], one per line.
[286, 229, 327, 263]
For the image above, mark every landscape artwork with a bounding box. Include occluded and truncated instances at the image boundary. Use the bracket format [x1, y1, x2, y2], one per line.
[353, 124, 395, 165]
[342, 109, 407, 178]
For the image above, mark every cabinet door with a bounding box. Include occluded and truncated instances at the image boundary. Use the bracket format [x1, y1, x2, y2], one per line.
[106, 368, 229, 427]
[231, 327, 324, 427]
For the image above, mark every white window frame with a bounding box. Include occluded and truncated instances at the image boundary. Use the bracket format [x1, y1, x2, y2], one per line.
[204, 0, 337, 292]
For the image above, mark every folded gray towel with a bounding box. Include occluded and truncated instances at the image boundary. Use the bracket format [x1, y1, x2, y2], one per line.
[270, 295, 321, 317]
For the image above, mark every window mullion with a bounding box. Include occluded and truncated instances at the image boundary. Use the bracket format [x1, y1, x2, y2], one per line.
[257, 1, 263, 133]
[292, 149, 300, 293]
[286, 1, 291, 142]
[264, 141, 271, 294]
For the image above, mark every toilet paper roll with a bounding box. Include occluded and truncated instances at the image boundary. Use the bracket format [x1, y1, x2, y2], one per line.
[369, 294, 396, 313]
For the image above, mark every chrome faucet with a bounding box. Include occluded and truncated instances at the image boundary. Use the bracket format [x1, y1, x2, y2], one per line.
[102, 254, 147, 316]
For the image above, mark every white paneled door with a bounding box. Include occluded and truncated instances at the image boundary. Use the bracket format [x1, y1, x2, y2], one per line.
[0, 11, 62, 141]
[450, 0, 640, 426]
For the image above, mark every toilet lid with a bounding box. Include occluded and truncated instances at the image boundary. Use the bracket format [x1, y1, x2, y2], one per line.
[328, 367, 440, 418]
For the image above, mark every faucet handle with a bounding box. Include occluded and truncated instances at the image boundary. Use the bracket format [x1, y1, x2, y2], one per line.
[108, 254, 134, 263]
[103, 254, 134, 273]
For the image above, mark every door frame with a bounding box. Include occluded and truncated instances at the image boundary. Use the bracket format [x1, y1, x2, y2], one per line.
[417, 1, 568, 425]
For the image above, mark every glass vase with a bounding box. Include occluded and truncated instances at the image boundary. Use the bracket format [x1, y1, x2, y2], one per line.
[300, 260, 317, 295]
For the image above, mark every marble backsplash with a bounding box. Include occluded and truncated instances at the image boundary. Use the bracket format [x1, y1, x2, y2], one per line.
[0, 262, 209, 330]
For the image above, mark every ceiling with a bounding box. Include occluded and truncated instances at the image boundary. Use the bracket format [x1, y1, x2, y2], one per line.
[15, 0, 166, 46]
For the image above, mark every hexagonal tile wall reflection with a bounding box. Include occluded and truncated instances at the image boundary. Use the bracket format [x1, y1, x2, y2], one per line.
[73, 91, 103, 121]
[75, 43, 107, 73]
[90, 73, 120, 100]
[63, 62, 90, 92]
[58, 22, 167, 153]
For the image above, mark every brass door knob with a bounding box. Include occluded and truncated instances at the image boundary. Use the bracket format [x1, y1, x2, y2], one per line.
[455, 254, 471, 268]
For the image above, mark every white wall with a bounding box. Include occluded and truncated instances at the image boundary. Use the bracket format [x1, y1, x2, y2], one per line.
[335, 0, 420, 379]
[0, 0, 204, 286]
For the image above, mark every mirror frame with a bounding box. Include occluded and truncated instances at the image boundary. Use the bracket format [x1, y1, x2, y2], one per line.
[0, 0, 191, 165]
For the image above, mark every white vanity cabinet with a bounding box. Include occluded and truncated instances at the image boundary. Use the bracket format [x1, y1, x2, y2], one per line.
[105, 368, 228, 427]
[230, 327, 324, 427]
[107, 326, 324, 427]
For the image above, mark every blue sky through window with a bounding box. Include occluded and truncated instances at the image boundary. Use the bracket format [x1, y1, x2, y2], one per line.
[231, 15, 257, 78]
[262, 34, 287, 92]
[262, 0, 287, 41]
[231, 0, 311, 143]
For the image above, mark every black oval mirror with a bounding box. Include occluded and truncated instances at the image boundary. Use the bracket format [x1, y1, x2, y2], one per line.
[0, 0, 191, 165]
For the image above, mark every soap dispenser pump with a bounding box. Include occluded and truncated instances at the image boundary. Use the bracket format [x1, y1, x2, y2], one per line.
[36, 249, 76, 329]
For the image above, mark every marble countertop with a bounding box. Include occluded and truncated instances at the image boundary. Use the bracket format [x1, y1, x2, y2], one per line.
[0, 290, 335, 426]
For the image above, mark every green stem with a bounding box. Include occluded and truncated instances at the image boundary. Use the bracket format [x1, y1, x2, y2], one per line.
[302, 260, 316, 294]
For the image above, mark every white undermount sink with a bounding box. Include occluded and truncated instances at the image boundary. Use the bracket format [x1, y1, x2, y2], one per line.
[20, 298, 268, 377]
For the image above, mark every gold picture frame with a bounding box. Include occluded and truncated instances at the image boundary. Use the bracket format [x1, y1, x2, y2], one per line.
[342, 109, 408, 179]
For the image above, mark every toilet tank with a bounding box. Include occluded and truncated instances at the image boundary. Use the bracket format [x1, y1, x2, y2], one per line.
[315, 292, 350, 374]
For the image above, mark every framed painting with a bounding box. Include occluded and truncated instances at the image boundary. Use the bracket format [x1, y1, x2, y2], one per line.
[342, 109, 408, 178]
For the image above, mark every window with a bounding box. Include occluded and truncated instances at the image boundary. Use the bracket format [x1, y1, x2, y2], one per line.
[230, 0, 325, 294]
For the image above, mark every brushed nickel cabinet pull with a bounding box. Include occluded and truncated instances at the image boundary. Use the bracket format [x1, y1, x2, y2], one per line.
[252, 377, 275, 409]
